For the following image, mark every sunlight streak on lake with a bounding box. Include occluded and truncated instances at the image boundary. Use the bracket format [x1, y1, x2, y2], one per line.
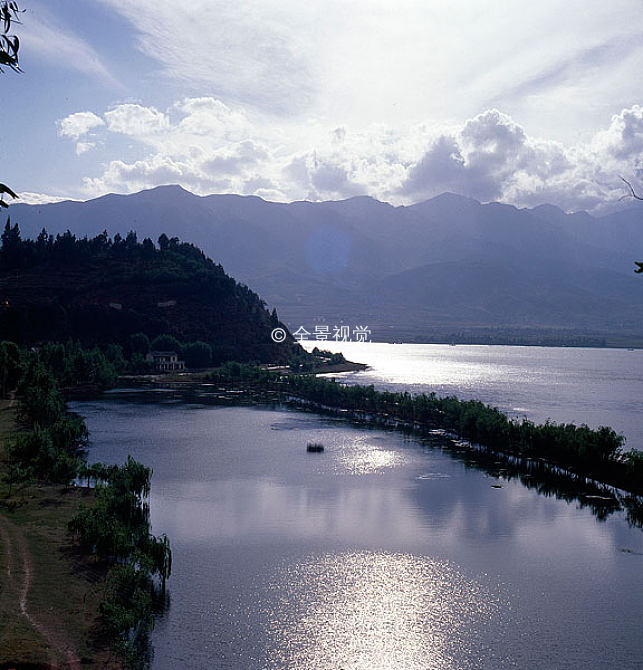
[262, 552, 504, 670]
[336, 435, 403, 475]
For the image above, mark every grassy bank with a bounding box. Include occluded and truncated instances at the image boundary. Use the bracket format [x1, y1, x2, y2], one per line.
[0, 400, 117, 669]
[0, 340, 170, 669]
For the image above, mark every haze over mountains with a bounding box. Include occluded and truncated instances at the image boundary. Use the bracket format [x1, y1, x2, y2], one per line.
[10, 186, 643, 344]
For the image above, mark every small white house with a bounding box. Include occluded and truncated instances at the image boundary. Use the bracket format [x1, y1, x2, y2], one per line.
[145, 350, 186, 372]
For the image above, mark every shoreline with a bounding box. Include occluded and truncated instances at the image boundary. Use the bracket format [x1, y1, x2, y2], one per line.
[107, 372, 643, 496]
[93, 378, 643, 528]
[301, 339, 643, 351]
[0, 400, 116, 669]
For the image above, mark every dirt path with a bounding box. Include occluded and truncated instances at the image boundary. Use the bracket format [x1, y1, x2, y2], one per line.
[0, 512, 81, 669]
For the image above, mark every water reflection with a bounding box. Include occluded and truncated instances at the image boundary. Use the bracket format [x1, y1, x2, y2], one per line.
[337, 435, 403, 475]
[75, 398, 643, 669]
[435, 437, 643, 528]
[262, 552, 504, 670]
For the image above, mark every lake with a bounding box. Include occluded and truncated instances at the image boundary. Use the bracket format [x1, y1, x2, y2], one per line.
[73, 342, 643, 669]
[303, 342, 643, 451]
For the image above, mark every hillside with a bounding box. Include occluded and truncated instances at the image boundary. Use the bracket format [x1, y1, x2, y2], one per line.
[10, 186, 643, 344]
[0, 225, 300, 363]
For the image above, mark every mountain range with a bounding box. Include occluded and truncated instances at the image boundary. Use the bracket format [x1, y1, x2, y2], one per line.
[9, 186, 643, 345]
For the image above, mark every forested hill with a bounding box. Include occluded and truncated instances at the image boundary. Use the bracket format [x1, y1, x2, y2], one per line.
[0, 223, 299, 363]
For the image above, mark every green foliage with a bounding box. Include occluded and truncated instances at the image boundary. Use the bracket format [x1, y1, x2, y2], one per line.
[37, 340, 118, 389]
[129, 332, 150, 356]
[282, 374, 629, 477]
[103, 343, 127, 372]
[213, 368, 639, 494]
[181, 340, 212, 368]
[0, 458, 28, 496]
[150, 334, 181, 353]
[0, 337, 170, 667]
[0, 224, 301, 364]
[0, 339, 20, 395]
[129, 352, 153, 374]
[68, 457, 172, 668]
[100, 563, 154, 667]
[18, 358, 65, 426]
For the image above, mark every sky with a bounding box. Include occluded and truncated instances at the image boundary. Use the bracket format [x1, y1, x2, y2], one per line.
[3, 0, 643, 212]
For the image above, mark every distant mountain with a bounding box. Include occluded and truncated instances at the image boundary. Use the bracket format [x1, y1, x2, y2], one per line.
[0, 227, 299, 363]
[9, 186, 643, 344]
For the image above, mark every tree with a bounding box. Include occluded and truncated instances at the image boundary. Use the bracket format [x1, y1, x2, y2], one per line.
[1, 2, 21, 209]
[620, 177, 643, 274]
[150, 334, 181, 353]
[0, 339, 20, 396]
[181, 341, 212, 368]
[0, 1, 21, 72]
[129, 332, 150, 357]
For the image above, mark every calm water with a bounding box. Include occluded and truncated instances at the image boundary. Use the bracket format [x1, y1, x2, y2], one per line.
[73, 392, 643, 670]
[303, 342, 643, 450]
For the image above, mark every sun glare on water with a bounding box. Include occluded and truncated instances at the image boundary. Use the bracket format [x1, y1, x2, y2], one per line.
[337, 435, 402, 475]
[261, 552, 504, 670]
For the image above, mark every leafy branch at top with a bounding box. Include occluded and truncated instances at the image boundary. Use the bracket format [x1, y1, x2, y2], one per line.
[620, 176, 643, 202]
[620, 177, 643, 273]
[0, 182, 17, 208]
[1, 2, 21, 210]
[0, 1, 22, 72]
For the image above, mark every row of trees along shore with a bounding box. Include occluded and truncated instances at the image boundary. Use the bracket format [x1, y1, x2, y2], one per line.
[207, 362, 643, 495]
[0, 339, 171, 669]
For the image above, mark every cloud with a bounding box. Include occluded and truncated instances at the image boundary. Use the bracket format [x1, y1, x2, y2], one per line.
[174, 98, 249, 140]
[592, 105, 643, 162]
[75, 97, 280, 198]
[76, 142, 96, 155]
[95, 0, 643, 142]
[58, 112, 105, 141]
[97, 0, 317, 113]
[105, 104, 169, 136]
[202, 140, 269, 176]
[18, 191, 78, 205]
[399, 109, 606, 210]
[63, 95, 643, 213]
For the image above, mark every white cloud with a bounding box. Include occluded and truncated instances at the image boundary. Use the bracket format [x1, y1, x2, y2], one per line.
[592, 105, 643, 162]
[57, 112, 105, 141]
[96, 0, 643, 143]
[67, 95, 643, 213]
[174, 98, 249, 140]
[97, 0, 318, 113]
[18, 191, 78, 205]
[105, 104, 170, 136]
[76, 142, 96, 155]
[396, 109, 632, 211]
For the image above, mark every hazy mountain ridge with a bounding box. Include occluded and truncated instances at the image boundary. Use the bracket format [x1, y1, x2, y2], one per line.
[9, 186, 643, 342]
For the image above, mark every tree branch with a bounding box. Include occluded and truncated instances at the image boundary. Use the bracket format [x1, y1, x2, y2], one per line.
[620, 176, 643, 201]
